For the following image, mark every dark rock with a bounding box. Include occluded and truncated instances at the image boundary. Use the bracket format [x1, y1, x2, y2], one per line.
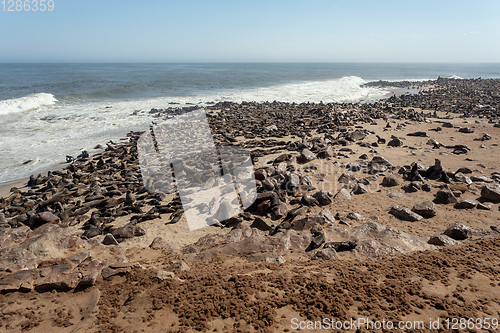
[428, 235, 460, 246]
[312, 191, 332, 206]
[312, 248, 339, 260]
[301, 195, 319, 206]
[149, 237, 176, 252]
[333, 188, 351, 201]
[338, 172, 356, 184]
[102, 233, 119, 245]
[443, 223, 472, 240]
[480, 184, 500, 202]
[34, 272, 80, 292]
[389, 206, 423, 222]
[254, 169, 267, 181]
[370, 156, 392, 166]
[348, 129, 366, 141]
[470, 175, 494, 183]
[290, 216, 325, 231]
[78, 271, 99, 288]
[435, 186, 458, 204]
[251, 217, 273, 231]
[412, 201, 437, 217]
[477, 202, 492, 210]
[351, 183, 368, 195]
[222, 216, 243, 227]
[346, 162, 361, 172]
[298, 148, 317, 163]
[421, 184, 432, 192]
[387, 137, 403, 147]
[382, 175, 401, 186]
[454, 199, 477, 209]
[319, 208, 335, 224]
[271, 202, 288, 219]
[317, 146, 335, 158]
[346, 212, 365, 221]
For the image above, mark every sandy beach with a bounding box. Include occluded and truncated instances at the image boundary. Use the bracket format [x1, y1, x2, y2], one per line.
[1, 77, 500, 332]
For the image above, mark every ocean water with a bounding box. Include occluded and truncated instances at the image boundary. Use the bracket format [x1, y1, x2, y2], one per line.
[1, 62, 500, 184]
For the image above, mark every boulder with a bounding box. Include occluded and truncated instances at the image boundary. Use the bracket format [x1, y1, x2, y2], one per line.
[370, 156, 392, 166]
[411, 201, 437, 217]
[346, 212, 365, 221]
[477, 202, 492, 210]
[251, 217, 273, 232]
[387, 138, 403, 147]
[338, 172, 357, 184]
[443, 223, 472, 240]
[351, 183, 368, 195]
[254, 169, 267, 180]
[435, 186, 458, 204]
[481, 184, 500, 202]
[298, 148, 316, 163]
[382, 175, 401, 186]
[149, 236, 175, 251]
[271, 202, 288, 219]
[301, 195, 320, 206]
[312, 248, 339, 260]
[319, 208, 335, 224]
[333, 188, 351, 201]
[349, 129, 366, 141]
[102, 233, 119, 245]
[312, 191, 332, 206]
[290, 216, 325, 231]
[389, 206, 423, 222]
[454, 199, 477, 209]
[349, 222, 432, 257]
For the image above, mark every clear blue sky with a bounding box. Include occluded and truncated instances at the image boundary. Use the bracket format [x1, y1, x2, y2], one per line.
[1, 0, 499, 62]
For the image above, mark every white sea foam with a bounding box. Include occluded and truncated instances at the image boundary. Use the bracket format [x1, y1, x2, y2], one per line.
[0, 93, 58, 116]
[445, 75, 463, 79]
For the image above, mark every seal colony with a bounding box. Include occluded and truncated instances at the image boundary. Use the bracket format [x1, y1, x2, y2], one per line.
[1, 78, 500, 332]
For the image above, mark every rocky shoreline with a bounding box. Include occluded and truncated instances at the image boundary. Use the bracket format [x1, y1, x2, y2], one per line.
[1, 77, 500, 332]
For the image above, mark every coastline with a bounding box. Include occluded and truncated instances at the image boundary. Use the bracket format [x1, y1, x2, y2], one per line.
[1, 77, 500, 331]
